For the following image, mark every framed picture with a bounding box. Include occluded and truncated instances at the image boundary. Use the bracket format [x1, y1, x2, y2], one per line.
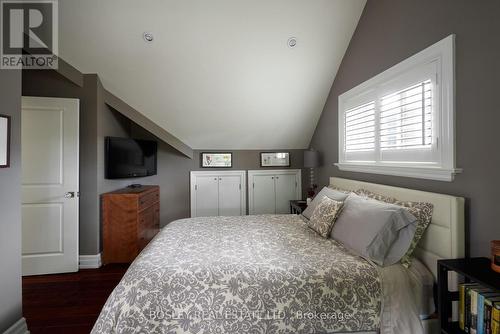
[0, 114, 10, 168]
[201, 152, 232, 168]
[260, 152, 290, 167]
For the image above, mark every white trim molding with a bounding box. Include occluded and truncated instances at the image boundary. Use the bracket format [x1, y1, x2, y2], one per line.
[335, 163, 463, 182]
[79, 253, 102, 269]
[337, 34, 461, 181]
[3, 318, 29, 334]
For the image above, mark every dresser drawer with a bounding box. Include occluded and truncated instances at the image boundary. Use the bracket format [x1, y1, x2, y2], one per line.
[138, 204, 160, 242]
[138, 189, 159, 211]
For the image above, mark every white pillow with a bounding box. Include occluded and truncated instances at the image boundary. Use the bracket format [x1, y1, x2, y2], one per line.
[331, 193, 417, 266]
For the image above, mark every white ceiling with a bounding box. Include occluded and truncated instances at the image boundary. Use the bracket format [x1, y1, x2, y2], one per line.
[59, 0, 366, 149]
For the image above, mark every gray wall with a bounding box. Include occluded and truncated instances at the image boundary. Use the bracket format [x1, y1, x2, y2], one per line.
[309, 0, 500, 257]
[131, 122, 306, 222]
[0, 70, 23, 331]
[23, 69, 307, 255]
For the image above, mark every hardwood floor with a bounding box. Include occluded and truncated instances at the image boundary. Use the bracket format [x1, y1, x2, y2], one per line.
[22, 264, 128, 334]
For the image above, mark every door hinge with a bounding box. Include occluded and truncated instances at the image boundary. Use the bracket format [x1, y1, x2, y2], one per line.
[253, 182, 255, 189]
[239, 184, 241, 190]
[195, 184, 198, 191]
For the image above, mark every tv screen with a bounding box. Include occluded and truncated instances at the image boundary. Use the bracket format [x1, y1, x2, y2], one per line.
[105, 137, 157, 179]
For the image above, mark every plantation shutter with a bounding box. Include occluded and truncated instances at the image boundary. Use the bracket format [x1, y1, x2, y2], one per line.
[344, 101, 376, 153]
[379, 80, 433, 150]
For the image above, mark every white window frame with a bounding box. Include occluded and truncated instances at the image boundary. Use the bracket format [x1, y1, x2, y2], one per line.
[336, 35, 462, 182]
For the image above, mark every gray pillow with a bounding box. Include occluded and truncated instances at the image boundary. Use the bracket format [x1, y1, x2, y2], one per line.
[330, 193, 417, 266]
[302, 187, 349, 220]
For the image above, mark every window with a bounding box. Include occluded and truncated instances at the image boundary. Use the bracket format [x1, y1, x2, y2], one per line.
[336, 35, 461, 181]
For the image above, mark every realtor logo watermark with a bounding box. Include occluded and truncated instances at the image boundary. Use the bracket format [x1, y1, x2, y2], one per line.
[1, 0, 58, 69]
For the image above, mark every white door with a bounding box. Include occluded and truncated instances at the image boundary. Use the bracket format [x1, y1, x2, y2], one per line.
[190, 171, 246, 217]
[275, 174, 298, 214]
[21, 97, 79, 276]
[195, 176, 219, 217]
[251, 175, 275, 214]
[248, 169, 302, 215]
[218, 175, 242, 216]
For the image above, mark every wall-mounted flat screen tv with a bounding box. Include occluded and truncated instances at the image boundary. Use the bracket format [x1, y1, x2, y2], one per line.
[105, 137, 157, 179]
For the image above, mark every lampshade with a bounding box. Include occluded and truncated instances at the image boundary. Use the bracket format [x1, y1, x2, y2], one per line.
[303, 149, 320, 168]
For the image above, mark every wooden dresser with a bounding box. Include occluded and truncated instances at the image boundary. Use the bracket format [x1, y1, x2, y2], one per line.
[102, 185, 160, 264]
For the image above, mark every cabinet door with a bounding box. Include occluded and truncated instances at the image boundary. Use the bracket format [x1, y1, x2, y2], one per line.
[275, 174, 298, 214]
[218, 176, 242, 216]
[251, 175, 276, 214]
[194, 176, 219, 217]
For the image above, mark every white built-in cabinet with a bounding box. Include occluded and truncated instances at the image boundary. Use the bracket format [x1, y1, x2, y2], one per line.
[190, 171, 246, 217]
[248, 169, 302, 214]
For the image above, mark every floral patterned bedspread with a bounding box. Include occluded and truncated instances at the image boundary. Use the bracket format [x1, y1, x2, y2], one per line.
[92, 215, 382, 333]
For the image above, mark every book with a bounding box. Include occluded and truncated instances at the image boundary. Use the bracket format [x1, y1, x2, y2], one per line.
[492, 302, 500, 334]
[461, 283, 481, 331]
[486, 297, 500, 334]
[471, 288, 492, 334]
[479, 292, 500, 334]
[461, 284, 473, 329]
[465, 284, 482, 333]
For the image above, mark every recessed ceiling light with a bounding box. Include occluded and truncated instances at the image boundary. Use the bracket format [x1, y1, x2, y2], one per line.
[288, 37, 297, 48]
[143, 32, 154, 43]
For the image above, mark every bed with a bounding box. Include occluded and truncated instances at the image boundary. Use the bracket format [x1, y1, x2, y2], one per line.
[92, 177, 464, 334]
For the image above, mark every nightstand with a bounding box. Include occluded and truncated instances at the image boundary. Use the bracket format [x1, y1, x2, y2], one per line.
[437, 257, 500, 334]
[290, 200, 308, 214]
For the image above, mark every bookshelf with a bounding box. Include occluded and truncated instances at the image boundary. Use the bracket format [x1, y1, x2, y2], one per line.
[438, 257, 500, 334]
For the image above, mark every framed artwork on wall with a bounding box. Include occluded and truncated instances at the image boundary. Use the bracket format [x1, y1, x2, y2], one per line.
[0, 114, 10, 168]
[260, 152, 290, 167]
[201, 152, 232, 168]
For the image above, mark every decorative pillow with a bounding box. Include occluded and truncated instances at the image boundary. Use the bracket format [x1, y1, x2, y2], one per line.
[354, 189, 434, 267]
[327, 185, 353, 194]
[330, 193, 417, 266]
[307, 196, 344, 238]
[302, 187, 349, 220]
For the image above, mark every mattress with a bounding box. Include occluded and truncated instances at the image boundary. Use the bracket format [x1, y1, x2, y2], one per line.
[92, 214, 425, 334]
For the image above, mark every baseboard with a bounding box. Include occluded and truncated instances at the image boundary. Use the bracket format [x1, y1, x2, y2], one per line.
[79, 253, 102, 269]
[3, 317, 29, 334]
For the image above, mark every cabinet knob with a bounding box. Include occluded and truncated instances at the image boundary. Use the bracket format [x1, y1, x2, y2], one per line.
[214, 178, 217, 180]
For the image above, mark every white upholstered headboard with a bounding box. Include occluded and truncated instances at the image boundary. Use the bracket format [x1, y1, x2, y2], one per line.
[329, 177, 465, 279]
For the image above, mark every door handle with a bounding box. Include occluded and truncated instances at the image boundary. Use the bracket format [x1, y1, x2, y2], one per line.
[64, 192, 75, 199]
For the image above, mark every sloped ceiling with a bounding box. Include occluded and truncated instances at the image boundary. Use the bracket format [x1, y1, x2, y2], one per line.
[59, 0, 366, 149]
